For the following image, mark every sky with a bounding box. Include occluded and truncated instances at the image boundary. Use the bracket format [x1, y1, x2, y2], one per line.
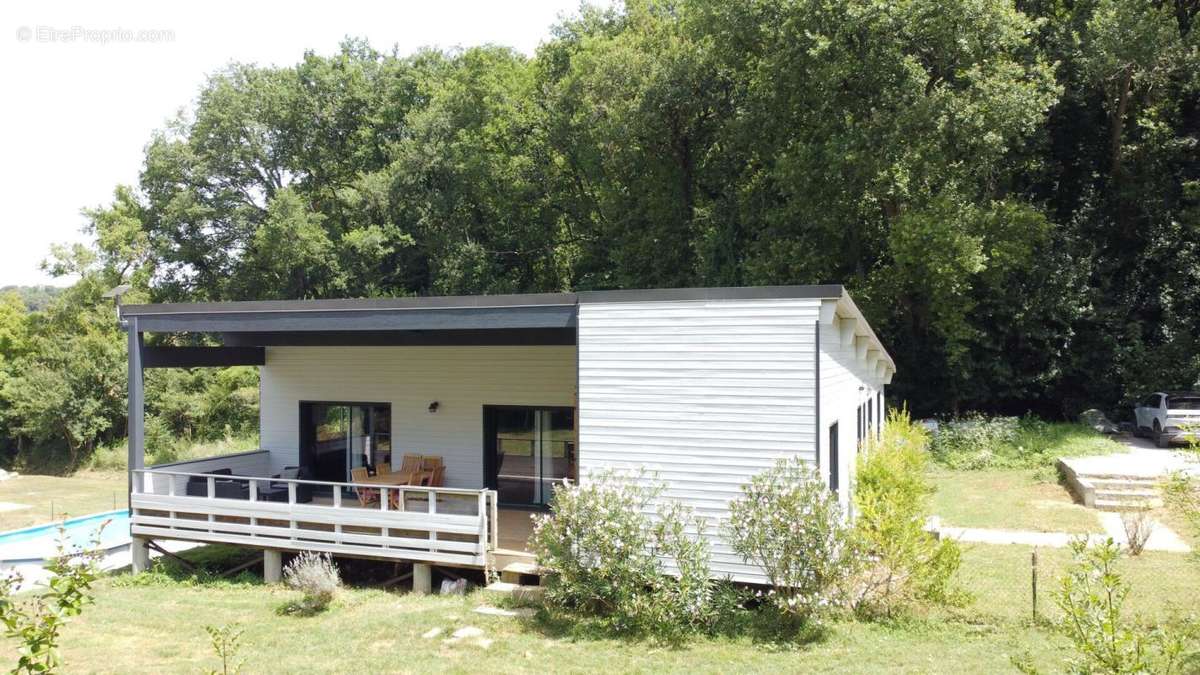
[0, 0, 591, 287]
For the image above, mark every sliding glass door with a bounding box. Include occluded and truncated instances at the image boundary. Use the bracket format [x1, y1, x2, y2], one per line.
[484, 406, 575, 508]
[300, 402, 391, 483]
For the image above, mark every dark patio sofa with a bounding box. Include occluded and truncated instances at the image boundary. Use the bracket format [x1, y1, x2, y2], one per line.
[183, 466, 313, 503]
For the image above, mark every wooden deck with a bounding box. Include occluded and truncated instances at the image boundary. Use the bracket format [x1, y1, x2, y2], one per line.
[131, 467, 499, 568]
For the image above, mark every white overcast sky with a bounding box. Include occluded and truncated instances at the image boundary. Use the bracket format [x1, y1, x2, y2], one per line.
[0, 0, 592, 287]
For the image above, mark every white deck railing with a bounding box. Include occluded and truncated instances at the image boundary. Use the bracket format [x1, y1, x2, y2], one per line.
[130, 468, 499, 568]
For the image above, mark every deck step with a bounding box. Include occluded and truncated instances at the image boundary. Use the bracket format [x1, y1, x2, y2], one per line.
[499, 561, 547, 584]
[491, 548, 537, 571]
[484, 581, 545, 606]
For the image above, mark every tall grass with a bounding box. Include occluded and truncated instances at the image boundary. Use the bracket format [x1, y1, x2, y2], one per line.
[929, 415, 1122, 471]
[88, 435, 259, 471]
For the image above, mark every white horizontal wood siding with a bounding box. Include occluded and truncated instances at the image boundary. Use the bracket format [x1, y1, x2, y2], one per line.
[259, 346, 576, 488]
[577, 298, 821, 583]
[818, 322, 884, 512]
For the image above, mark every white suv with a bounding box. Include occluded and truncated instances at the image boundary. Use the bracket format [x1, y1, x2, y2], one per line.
[1133, 391, 1200, 448]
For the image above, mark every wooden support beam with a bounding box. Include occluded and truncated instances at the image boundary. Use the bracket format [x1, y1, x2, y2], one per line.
[413, 563, 432, 595]
[263, 549, 282, 584]
[127, 321, 144, 505]
[131, 536, 150, 573]
[818, 299, 838, 324]
[854, 336, 869, 361]
[838, 318, 857, 348]
[142, 346, 265, 368]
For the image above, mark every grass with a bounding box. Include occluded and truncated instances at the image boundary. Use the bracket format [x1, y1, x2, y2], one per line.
[929, 468, 1101, 533]
[951, 544, 1200, 623]
[0, 471, 126, 532]
[11, 540, 1190, 674]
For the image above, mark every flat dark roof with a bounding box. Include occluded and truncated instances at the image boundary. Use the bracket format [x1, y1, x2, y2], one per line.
[120, 285, 847, 333]
[117, 284, 894, 371]
[119, 285, 845, 318]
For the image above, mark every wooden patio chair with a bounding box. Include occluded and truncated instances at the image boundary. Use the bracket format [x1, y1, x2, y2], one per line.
[350, 467, 378, 506]
[418, 456, 445, 487]
[393, 453, 424, 485]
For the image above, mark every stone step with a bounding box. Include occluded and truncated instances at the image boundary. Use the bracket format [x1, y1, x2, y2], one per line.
[484, 581, 545, 606]
[1095, 498, 1160, 512]
[1077, 473, 1161, 485]
[1094, 488, 1160, 501]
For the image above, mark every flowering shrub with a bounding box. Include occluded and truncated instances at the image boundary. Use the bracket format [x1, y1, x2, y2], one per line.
[726, 457, 854, 626]
[849, 409, 963, 615]
[282, 552, 340, 614]
[529, 472, 714, 641]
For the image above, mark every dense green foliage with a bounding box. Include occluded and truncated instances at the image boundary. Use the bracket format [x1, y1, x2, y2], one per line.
[1051, 538, 1196, 674]
[3, 0, 1199, 460]
[530, 473, 718, 643]
[0, 528, 103, 673]
[850, 410, 963, 616]
[929, 416, 1122, 470]
[0, 259, 258, 468]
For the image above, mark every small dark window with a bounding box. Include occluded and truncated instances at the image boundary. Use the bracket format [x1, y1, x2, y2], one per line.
[829, 422, 840, 494]
[868, 399, 874, 436]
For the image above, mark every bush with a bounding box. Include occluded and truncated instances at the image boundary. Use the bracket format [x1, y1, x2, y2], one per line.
[529, 472, 715, 641]
[1055, 537, 1196, 674]
[848, 409, 964, 615]
[282, 552, 340, 614]
[726, 457, 854, 626]
[1121, 511, 1155, 556]
[929, 414, 1021, 469]
[0, 526, 103, 674]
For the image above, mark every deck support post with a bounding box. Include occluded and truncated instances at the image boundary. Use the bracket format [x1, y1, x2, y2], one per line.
[126, 319, 144, 506]
[412, 563, 432, 595]
[263, 549, 282, 584]
[131, 536, 150, 573]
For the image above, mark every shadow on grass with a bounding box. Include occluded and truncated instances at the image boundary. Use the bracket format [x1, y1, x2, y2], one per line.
[113, 544, 265, 588]
[520, 602, 831, 650]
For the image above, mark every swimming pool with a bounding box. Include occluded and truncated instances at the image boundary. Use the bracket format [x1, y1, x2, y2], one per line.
[0, 509, 131, 562]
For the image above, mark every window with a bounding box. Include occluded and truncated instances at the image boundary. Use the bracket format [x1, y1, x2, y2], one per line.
[829, 422, 840, 494]
[856, 405, 863, 445]
[1167, 396, 1200, 410]
[868, 399, 874, 436]
[877, 392, 884, 438]
[299, 402, 391, 484]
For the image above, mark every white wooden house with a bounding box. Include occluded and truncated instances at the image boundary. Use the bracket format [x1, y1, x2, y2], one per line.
[120, 286, 894, 586]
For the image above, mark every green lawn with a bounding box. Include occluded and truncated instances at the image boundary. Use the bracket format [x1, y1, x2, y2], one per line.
[0, 471, 126, 532]
[5, 540, 1186, 674]
[929, 468, 1101, 533]
[47, 577, 1065, 674]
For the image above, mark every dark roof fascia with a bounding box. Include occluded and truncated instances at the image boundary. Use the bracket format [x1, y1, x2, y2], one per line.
[120, 292, 579, 316]
[576, 285, 844, 303]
